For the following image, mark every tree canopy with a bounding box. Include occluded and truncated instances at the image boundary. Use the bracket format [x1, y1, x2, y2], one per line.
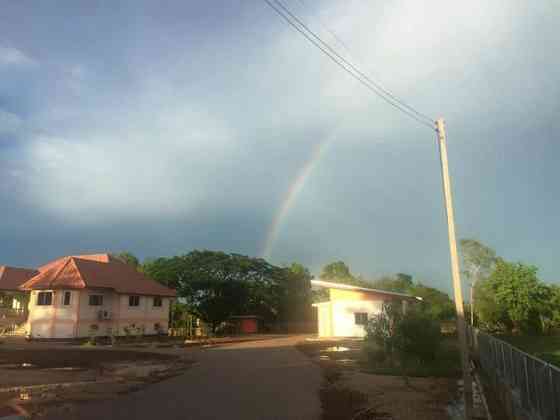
[112, 251, 140, 269]
[143, 250, 312, 331]
[477, 258, 553, 334]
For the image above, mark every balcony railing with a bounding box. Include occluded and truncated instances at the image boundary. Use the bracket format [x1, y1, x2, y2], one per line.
[0, 307, 26, 319]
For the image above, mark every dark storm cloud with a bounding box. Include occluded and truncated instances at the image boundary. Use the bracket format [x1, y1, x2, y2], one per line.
[1, 1, 559, 292]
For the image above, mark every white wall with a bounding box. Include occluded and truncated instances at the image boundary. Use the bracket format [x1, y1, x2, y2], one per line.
[28, 289, 171, 338]
[329, 300, 383, 338]
[28, 290, 79, 338]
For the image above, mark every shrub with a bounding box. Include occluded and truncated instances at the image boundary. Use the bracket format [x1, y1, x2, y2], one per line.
[396, 310, 442, 363]
[364, 301, 402, 355]
[366, 348, 387, 366]
[365, 303, 443, 366]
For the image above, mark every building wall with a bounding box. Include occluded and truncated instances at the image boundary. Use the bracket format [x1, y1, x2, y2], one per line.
[27, 289, 79, 338]
[27, 289, 171, 338]
[315, 289, 389, 337]
[331, 300, 383, 337]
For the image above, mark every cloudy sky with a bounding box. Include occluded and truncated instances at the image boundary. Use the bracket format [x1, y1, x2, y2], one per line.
[1, 1, 558, 293]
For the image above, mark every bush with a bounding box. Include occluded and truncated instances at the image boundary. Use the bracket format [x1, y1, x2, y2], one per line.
[365, 304, 443, 367]
[396, 310, 442, 363]
[364, 345, 387, 367]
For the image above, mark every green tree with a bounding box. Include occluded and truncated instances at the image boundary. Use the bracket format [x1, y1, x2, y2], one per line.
[144, 250, 291, 333]
[279, 263, 313, 323]
[113, 251, 140, 269]
[321, 261, 352, 280]
[371, 273, 413, 293]
[409, 283, 456, 321]
[484, 259, 549, 334]
[459, 239, 497, 326]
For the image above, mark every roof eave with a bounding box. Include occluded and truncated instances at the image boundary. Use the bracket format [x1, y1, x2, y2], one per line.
[311, 279, 419, 300]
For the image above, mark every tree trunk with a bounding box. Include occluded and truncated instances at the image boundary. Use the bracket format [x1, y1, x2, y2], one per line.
[470, 278, 477, 326]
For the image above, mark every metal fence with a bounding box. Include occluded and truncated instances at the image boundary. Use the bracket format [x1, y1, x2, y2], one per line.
[471, 328, 560, 420]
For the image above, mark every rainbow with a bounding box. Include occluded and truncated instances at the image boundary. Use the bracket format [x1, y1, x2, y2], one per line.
[261, 138, 333, 260]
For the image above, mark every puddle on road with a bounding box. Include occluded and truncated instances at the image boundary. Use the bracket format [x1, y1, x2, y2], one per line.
[321, 346, 350, 353]
[0, 363, 37, 369]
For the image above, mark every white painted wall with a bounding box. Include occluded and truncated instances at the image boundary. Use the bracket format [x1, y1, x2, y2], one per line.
[316, 299, 384, 338]
[27, 289, 171, 338]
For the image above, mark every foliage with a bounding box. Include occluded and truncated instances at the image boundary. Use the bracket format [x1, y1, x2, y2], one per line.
[319, 261, 370, 287]
[369, 274, 455, 322]
[476, 258, 556, 335]
[395, 309, 442, 362]
[409, 283, 456, 321]
[280, 263, 313, 322]
[460, 239, 497, 281]
[143, 250, 309, 332]
[501, 334, 560, 368]
[370, 273, 413, 293]
[460, 239, 497, 325]
[113, 251, 140, 269]
[365, 304, 449, 377]
[321, 261, 352, 280]
[364, 301, 403, 356]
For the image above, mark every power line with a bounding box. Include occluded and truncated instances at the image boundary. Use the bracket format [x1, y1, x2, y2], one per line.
[262, 0, 435, 130]
[291, 0, 434, 124]
[273, 0, 434, 125]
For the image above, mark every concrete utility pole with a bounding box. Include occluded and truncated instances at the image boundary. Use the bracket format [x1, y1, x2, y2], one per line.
[435, 118, 473, 420]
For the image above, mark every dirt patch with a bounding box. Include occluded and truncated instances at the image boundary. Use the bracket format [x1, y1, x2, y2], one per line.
[0, 347, 192, 418]
[298, 339, 457, 420]
[344, 372, 455, 420]
[0, 348, 176, 369]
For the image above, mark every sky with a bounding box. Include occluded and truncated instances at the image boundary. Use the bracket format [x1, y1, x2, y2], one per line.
[1, 1, 559, 294]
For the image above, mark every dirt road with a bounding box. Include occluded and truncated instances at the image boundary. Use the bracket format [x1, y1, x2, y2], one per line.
[44, 335, 321, 420]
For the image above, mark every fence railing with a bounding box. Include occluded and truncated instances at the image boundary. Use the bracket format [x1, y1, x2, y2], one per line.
[470, 328, 560, 420]
[0, 307, 26, 318]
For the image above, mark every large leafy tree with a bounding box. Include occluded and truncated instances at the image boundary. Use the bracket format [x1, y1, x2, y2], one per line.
[319, 260, 370, 287]
[321, 261, 352, 281]
[459, 239, 497, 325]
[483, 259, 549, 334]
[113, 251, 140, 270]
[143, 250, 291, 332]
[279, 263, 313, 322]
[409, 283, 456, 321]
[371, 273, 414, 293]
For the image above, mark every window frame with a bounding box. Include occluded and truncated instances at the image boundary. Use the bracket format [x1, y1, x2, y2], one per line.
[153, 297, 162, 308]
[62, 291, 72, 306]
[37, 291, 53, 306]
[354, 312, 368, 326]
[128, 295, 140, 307]
[89, 294, 104, 306]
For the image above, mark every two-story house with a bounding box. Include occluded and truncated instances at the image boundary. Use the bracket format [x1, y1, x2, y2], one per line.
[17, 253, 176, 339]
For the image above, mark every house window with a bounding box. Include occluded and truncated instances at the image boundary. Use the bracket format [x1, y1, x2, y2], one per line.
[89, 295, 104, 306]
[354, 312, 368, 326]
[129, 295, 140, 307]
[153, 297, 162, 307]
[37, 292, 53, 306]
[63, 291, 71, 306]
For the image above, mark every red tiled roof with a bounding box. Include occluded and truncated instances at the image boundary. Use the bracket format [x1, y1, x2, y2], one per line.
[0, 266, 39, 291]
[20, 254, 176, 297]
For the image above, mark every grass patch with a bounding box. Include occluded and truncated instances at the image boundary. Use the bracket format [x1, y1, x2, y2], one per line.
[499, 334, 560, 367]
[362, 339, 461, 378]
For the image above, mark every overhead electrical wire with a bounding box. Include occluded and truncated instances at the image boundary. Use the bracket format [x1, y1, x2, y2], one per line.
[291, 0, 434, 124]
[263, 0, 436, 130]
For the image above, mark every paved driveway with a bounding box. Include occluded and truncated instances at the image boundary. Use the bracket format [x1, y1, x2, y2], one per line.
[46, 335, 321, 420]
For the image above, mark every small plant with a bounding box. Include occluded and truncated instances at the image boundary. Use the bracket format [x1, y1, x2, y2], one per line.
[107, 327, 117, 346]
[123, 325, 132, 341]
[88, 324, 99, 346]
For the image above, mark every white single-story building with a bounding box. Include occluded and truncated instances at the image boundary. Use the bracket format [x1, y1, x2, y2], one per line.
[312, 279, 420, 338]
[15, 254, 176, 339]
